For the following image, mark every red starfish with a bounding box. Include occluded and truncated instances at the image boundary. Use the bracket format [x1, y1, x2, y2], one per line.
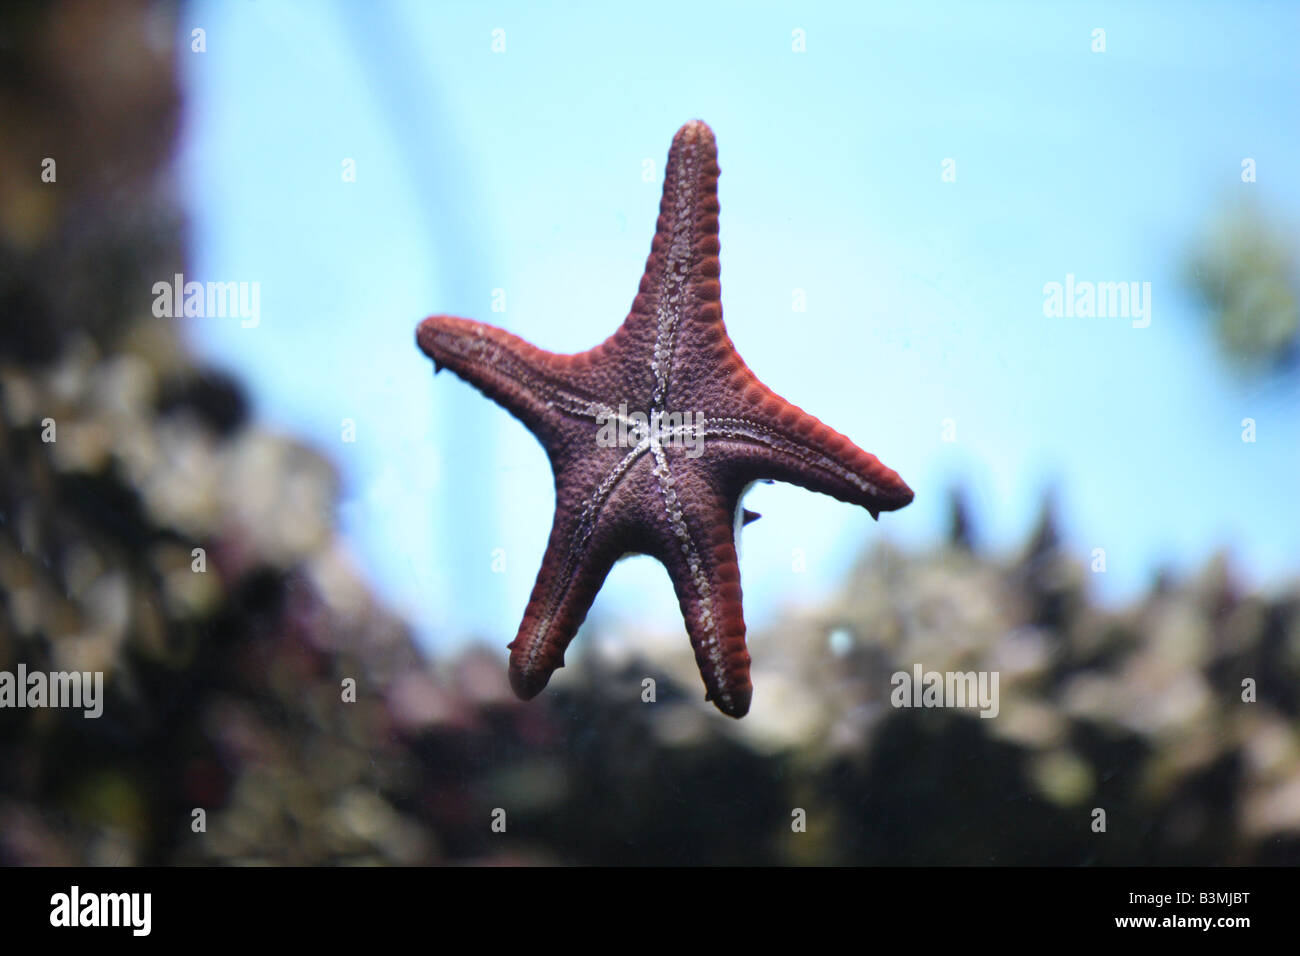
[417, 120, 912, 717]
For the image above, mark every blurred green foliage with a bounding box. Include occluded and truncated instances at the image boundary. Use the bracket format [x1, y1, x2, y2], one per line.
[1186, 202, 1300, 368]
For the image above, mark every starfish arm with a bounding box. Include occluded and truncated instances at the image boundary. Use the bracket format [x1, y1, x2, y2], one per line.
[504, 442, 654, 699]
[648, 447, 753, 717]
[704, 403, 914, 517]
[417, 314, 612, 434]
[506, 503, 622, 701]
[599, 121, 723, 405]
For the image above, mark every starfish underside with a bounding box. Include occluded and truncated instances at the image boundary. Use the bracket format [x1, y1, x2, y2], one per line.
[417, 120, 913, 717]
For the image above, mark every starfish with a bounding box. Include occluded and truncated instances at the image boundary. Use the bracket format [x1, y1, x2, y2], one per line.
[417, 120, 913, 718]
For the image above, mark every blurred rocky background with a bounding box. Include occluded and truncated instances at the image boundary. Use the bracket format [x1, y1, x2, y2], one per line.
[2, 1, 1298, 866]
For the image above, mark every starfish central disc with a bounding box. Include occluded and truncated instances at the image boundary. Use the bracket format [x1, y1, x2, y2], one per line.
[416, 120, 913, 718]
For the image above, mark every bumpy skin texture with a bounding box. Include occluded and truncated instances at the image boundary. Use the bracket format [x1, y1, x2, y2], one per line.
[417, 120, 913, 717]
